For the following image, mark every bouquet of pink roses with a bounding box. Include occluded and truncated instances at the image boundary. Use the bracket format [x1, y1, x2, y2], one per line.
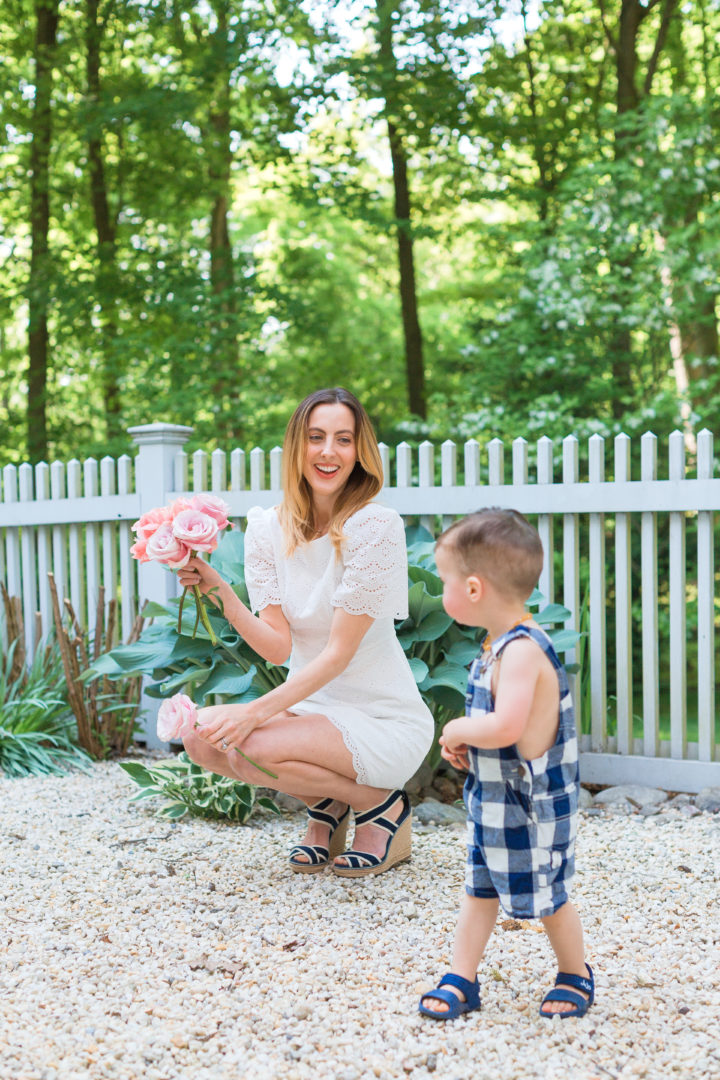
[131, 494, 232, 645]
[157, 693, 277, 778]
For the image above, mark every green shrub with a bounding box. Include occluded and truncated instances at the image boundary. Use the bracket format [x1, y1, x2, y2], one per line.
[0, 636, 92, 778]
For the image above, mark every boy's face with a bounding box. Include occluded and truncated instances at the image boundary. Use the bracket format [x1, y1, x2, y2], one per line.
[435, 543, 483, 627]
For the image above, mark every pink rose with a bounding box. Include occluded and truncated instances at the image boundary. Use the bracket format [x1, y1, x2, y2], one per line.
[191, 494, 231, 531]
[145, 522, 193, 567]
[169, 497, 195, 516]
[129, 535, 150, 562]
[132, 505, 173, 541]
[157, 693, 198, 741]
[172, 509, 219, 553]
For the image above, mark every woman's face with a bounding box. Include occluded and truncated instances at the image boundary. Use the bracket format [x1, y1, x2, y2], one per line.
[302, 402, 358, 505]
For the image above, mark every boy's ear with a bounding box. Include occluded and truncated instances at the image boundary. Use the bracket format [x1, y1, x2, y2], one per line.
[466, 574, 484, 601]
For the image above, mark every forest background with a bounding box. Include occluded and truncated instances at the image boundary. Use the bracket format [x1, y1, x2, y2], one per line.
[2, 0, 719, 468]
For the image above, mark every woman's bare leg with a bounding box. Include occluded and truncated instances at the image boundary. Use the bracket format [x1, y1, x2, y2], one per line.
[182, 710, 403, 862]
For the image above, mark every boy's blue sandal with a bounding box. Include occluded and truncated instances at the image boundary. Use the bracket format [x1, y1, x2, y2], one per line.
[332, 790, 412, 878]
[539, 964, 594, 1018]
[288, 799, 350, 874]
[418, 973, 481, 1020]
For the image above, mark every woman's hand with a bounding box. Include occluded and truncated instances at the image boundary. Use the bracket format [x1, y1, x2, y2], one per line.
[177, 557, 226, 601]
[195, 702, 261, 752]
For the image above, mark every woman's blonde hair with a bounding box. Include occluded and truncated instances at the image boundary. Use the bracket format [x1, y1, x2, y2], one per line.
[278, 387, 384, 555]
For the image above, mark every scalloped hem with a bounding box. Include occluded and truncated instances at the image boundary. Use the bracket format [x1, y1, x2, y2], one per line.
[326, 716, 369, 786]
[289, 705, 370, 786]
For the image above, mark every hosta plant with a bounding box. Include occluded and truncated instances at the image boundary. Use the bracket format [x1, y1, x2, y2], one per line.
[119, 752, 281, 822]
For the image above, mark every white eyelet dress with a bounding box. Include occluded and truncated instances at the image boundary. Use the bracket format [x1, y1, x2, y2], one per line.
[243, 503, 434, 790]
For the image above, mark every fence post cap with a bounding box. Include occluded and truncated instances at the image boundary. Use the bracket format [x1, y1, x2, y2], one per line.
[127, 423, 194, 447]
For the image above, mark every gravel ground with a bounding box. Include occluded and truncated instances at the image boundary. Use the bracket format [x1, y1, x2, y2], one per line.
[1, 761, 719, 1080]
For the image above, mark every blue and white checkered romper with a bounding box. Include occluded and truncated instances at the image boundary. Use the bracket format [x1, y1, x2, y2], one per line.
[463, 623, 579, 918]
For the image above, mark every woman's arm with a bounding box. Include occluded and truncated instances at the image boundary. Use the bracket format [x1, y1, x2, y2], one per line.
[196, 607, 373, 747]
[177, 557, 291, 665]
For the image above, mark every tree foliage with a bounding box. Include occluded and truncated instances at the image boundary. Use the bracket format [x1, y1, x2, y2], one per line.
[1, 0, 718, 466]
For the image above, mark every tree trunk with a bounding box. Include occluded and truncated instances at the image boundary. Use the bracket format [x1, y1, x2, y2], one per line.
[206, 2, 239, 442]
[27, 0, 60, 464]
[85, 0, 122, 442]
[607, 0, 678, 416]
[376, 0, 426, 419]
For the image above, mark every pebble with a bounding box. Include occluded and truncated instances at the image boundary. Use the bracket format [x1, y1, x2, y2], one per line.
[1, 761, 719, 1080]
[695, 787, 720, 813]
[592, 785, 669, 809]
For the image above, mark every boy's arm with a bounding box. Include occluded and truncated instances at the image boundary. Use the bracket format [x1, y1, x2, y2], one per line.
[442, 640, 543, 752]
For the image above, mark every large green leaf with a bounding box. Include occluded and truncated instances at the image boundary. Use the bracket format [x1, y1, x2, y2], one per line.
[547, 628, 582, 652]
[210, 530, 246, 585]
[443, 639, 480, 667]
[420, 661, 469, 695]
[118, 761, 156, 787]
[406, 580, 445, 623]
[194, 663, 257, 702]
[407, 656, 429, 684]
[405, 524, 435, 547]
[99, 638, 177, 674]
[535, 603, 572, 625]
[411, 610, 454, 642]
[156, 665, 210, 695]
[426, 684, 466, 711]
[407, 563, 443, 596]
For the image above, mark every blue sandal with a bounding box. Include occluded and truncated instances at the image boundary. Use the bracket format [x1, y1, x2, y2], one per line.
[539, 964, 594, 1018]
[288, 799, 350, 874]
[418, 973, 481, 1020]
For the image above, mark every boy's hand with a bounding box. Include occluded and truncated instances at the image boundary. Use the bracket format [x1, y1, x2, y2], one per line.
[439, 734, 469, 772]
[440, 718, 471, 771]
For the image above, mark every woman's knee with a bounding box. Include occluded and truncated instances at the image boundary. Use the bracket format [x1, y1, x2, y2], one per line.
[182, 731, 216, 769]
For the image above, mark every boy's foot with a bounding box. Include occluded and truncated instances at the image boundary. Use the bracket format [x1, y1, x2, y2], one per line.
[539, 965, 594, 1018]
[418, 973, 481, 1020]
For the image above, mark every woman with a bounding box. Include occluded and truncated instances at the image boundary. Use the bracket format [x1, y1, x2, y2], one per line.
[179, 387, 434, 877]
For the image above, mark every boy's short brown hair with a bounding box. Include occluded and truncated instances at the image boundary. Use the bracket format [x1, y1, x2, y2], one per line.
[437, 508, 543, 601]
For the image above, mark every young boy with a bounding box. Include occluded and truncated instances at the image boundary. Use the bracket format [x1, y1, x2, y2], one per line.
[418, 508, 593, 1020]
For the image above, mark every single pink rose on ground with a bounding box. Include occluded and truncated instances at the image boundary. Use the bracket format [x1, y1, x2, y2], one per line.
[145, 522, 193, 567]
[157, 693, 199, 741]
[132, 505, 173, 541]
[172, 509, 219, 553]
[191, 494, 231, 531]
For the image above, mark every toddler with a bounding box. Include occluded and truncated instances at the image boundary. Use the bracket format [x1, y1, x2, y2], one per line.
[418, 508, 593, 1020]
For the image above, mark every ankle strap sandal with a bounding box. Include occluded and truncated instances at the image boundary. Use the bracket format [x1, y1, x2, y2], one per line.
[332, 789, 412, 878]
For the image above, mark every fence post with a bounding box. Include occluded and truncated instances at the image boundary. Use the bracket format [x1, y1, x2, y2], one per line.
[128, 423, 194, 746]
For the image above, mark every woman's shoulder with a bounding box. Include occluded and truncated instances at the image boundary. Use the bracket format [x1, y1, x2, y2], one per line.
[246, 505, 280, 527]
[245, 505, 282, 545]
[343, 501, 402, 534]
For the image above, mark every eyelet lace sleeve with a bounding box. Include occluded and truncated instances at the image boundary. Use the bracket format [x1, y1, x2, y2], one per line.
[331, 505, 409, 620]
[244, 506, 282, 612]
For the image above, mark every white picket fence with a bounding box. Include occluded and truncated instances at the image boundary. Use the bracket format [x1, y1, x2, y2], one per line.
[1, 422, 718, 792]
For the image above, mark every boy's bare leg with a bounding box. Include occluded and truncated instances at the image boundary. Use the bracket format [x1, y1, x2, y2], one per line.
[540, 900, 590, 1015]
[421, 894, 499, 1012]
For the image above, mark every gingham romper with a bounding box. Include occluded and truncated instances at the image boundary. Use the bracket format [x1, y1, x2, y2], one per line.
[463, 623, 579, 918]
